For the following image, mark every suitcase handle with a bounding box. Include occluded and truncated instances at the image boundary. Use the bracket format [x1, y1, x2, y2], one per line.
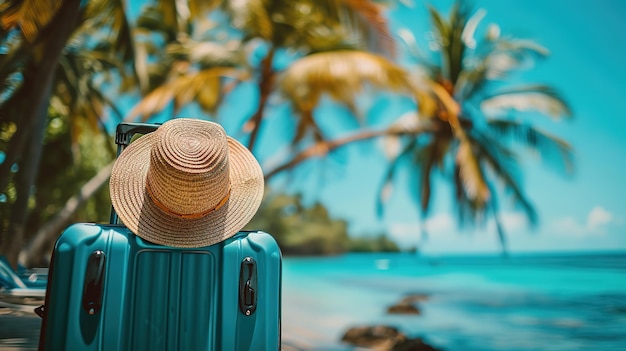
[115, 122, 161, 149]
[239, 256, 257, 316]
[110, 122, 161, 224]
[82, 250, 106, 316]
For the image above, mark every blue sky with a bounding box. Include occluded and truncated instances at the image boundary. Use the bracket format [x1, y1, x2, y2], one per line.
[131, 0, 626, 254]
[258, 0, 626, 254]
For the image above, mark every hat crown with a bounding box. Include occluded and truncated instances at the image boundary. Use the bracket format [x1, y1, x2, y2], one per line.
[146, 119, 230, 216]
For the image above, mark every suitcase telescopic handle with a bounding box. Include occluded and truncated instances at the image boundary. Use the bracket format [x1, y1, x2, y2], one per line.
[115, 122, 161, 150]
[110, 122, 161, 224]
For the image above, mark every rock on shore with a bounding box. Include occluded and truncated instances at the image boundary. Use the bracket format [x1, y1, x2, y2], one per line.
[341, 325, 442, 351]
[386, 293, 429, 315]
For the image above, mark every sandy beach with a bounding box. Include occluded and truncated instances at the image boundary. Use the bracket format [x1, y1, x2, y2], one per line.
[3, 252, 624, 351]
[0, 306, 317, 351]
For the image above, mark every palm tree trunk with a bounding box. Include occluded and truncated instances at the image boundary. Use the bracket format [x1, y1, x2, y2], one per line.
[245, 47, 276, 152]
[265, 128, 402, 180]
[0, 0, 81, 270]
[3, 103, 48, 267]
[20, 162, 114, 268]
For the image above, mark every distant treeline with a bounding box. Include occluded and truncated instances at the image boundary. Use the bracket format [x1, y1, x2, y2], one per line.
[347, 234, 403, 254]
[245, 190, 410, 256]
[280, 232, 405, 256]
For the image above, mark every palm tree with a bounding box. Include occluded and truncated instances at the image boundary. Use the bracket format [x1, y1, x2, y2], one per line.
[0, 0, 136, 268]
[127, 0, 420, 155]
[15, 0, 361, 265]
[377, 1, 573, 251]
[226, 0, 405, 152]
[0, 0, 83, 269]
[18, 0, 226, 267]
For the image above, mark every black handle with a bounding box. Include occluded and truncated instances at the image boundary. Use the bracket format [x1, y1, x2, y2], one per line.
[110, 122, 160, 224]
[81, 250, 106, 316]
[115, 122, 161, 148]
[239, 256, 257, 316]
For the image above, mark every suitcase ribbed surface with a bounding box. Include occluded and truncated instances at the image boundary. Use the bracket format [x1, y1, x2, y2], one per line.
[129, 250, 217, 350]
[40, 225, 281, 351]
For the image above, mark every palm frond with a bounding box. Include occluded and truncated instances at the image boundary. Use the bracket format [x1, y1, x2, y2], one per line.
[415, 138, 445, 214]
[54, 47, 122, 156]
[166, 40, 244, 68]
[335, 0, 396, 55]
[0, 0, 63, 42]
[0, 70, 21, 105]
[452, 162, 472, 225]
[280, 50, 413, 120]
[396, 27, 428, 62]
[481, 39, 549, 80]
[188, 0, 222, 17]
[457, 37, 551, 99]
[491, 212, 508, 252]
[80, 0, 141, 93]
[376, 138, 417, 217]
[428, 81, 462, 128]
[481, 85, 572, 119]
[0, 0, 69, 82]
[134, 5, 177, 38]
[486, 119, 574, 174]
[284, 0, 396, 54]
[495, 38, 549, 58]
[428, 2, 473, 84]
[461, 8, 485, 50]
[224, 0, 273, 41]
[0, 0, 21, 36]
[470, 131, 538, 225]
[452, 161, 495, 228]
[126, 67, 245, 121]
[427, 5, 449, 45]
[225, 0, 395, 55]
[456, 137, 490, 204]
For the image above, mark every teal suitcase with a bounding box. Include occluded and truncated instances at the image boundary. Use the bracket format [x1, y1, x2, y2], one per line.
[37, 122, 282, 350]
[38, 224, 281, 350]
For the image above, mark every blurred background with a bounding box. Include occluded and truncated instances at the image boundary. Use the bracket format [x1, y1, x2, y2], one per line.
[0, 0, 625, 350]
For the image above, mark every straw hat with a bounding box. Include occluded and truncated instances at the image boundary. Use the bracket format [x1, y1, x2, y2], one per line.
[109, 118, 264, 248]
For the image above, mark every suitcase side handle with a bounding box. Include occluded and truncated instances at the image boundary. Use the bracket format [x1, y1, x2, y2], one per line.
[239, 256, 257, 316]
[82, 250, 106, 316]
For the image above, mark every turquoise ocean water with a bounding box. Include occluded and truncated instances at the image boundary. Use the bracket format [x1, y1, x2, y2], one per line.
[281, 251, 626, 350]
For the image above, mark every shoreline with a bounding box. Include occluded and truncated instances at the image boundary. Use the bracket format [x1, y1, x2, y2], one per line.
[4, 252, 624, 350]
[0, 306, 424, 351]
[0, 306, 344, 351]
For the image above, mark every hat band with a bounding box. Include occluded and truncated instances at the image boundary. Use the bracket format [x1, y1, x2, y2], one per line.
[146, 181, 230, 220]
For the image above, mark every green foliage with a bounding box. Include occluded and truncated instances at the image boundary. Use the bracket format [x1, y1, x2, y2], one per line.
[245, 190, 348, 255]
[245, 189, 401, 255]
[0, 0, 576, 262]
[378, 0, 573, 251]
[0, 122, 15, 231]
[22, 111, 114, 243]
[0, 0, 134, 263]
[347, 233, 400, 253]
[223, 0, 393, 54]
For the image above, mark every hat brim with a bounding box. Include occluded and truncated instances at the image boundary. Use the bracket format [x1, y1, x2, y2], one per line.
[110, 132, 264, 248]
